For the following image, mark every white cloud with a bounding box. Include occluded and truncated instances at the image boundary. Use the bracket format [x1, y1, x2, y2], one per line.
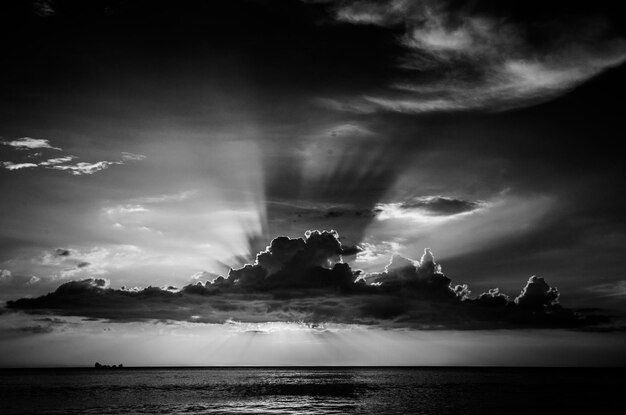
[1, 137, 61, 150]
[2, 162, 38, 170]
[27, 276, 41, 285]
[39, 156, 76, 166]
[37, 245, 148, 281]
[2, 146, 146, 175]
[364, 192, 555, 261]
[355, 241, 401, 263]
[49, 161, 118, 175]
[104, 204, 148, 216]
[47, 151, 146, 175]
[121, 152, 147, 161]
[190, 271, 222, 282]
[374, 198, 485, 223]
[0, 269, 12, 283]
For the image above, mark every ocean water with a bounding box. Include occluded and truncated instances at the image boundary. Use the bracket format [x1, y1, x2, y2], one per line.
[0, 367, 623, 414]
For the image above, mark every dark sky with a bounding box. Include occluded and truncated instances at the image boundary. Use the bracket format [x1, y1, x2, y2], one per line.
[1, 0, 626, 366]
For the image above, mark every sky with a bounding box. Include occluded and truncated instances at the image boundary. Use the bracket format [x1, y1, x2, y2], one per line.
[1, 0, 626, 367]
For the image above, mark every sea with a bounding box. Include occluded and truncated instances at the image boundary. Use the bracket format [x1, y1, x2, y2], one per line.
[0, 367, 623, 414]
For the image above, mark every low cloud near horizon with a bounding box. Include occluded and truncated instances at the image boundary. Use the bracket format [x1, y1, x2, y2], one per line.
[6, 230, 608, 330]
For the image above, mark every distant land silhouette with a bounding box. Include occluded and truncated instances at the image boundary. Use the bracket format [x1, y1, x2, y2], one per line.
[94, 362, 123, 369]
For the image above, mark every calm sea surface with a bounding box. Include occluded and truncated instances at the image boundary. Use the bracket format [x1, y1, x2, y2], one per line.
[0, 367, 623, 414]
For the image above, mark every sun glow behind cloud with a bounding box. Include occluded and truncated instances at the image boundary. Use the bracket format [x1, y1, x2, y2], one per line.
[356, 192, 555, 272]
[90, 139, 269, 284]
[0, 0, 625, 371]
[0, 130, 270, 291]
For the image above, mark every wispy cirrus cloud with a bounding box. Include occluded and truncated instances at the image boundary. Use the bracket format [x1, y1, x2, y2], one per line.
[1, 136, 145, 175]
[120, 152, 147, 161]
[39, 156, 76, 166]
[589, 281, 626, 298]
[318, 0, 626, 112]
[48, 160, 120, 176]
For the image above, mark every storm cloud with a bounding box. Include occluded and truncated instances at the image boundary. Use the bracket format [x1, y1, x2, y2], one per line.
[6, 230, 604, 329]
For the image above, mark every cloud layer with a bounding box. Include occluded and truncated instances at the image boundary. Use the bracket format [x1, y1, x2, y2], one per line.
[6, 230, 605, 329]
[319, 0, 626, 112]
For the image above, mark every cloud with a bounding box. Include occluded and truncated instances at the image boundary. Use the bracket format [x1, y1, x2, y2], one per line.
[27, 276, 41, 285]
[121, 152, 147, 161]
[33, 0, 56, 17]
[514, 276, 560, 310]
[473, 288, 509, 308]
[2, 162, 38, 171]
[318, 0, 626, 112]
[355, 240, 401, 264]
[55, 248, 71, 257]
[0, 269, 12, 284]
[1, 144, 146, 175]
[399, 196, 482, 216]
[5, 230, 605, 329]
[104, 204, 148, 215]
[131, 190, 198, 204]
[0, 137, 61, 150]
[374, 196, 484, 223]
[190, 271, 222, 283]
[48, 161, 118, 175]
[39, 156, 76, 166]
[588, 281, 626, 298]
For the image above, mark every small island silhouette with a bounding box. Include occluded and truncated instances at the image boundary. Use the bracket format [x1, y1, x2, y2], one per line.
[94, 362, 124, 369]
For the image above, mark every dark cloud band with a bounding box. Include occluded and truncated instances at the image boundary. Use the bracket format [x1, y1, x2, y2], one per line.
[6, 230, 606, 329]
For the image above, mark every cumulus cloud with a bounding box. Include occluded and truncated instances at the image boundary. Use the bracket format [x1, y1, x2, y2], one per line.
[318, 0, 626, 112]
[0, 137, 61, 150]
[514, 276, 560, 310]
[5, 230, 603, 329]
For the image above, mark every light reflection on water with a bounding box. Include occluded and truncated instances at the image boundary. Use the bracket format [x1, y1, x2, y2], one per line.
[0, 367, 623, 414]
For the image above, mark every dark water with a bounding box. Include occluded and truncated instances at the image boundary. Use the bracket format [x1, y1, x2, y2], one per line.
[0, 367, 623, 414]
